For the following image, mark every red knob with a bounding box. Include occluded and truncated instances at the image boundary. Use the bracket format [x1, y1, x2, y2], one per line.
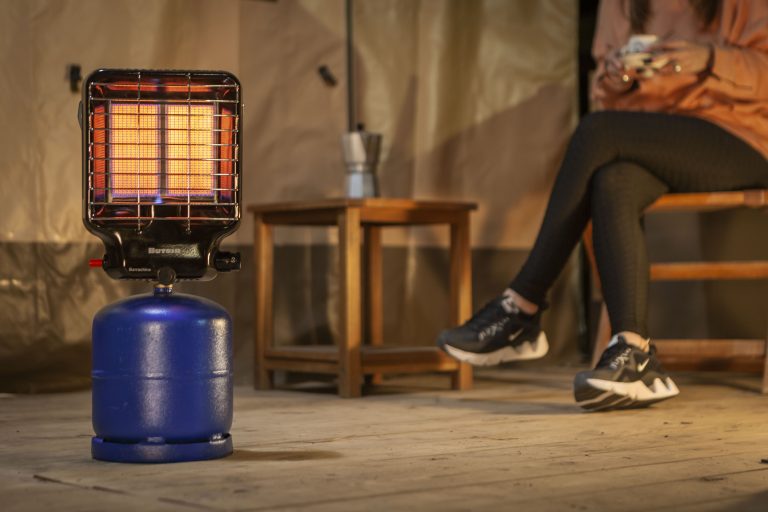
[89, 259, 103, 268]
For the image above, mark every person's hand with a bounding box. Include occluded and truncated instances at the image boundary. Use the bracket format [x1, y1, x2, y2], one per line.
[602, 47, 641, 90]
[651, 40, 713, 75]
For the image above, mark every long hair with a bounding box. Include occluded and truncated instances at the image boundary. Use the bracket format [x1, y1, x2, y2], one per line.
[628, 0, 720, 33]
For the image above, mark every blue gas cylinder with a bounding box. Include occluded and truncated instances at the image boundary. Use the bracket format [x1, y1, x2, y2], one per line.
[91, 285, 233, 463]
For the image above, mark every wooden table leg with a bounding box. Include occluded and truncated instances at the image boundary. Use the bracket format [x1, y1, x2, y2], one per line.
[339, 208, 363, 398]
[762, 336, 768, 394]
[253, 214, 274, 390]
[364, 226, 384, 385]
[449, 213, 473, 390]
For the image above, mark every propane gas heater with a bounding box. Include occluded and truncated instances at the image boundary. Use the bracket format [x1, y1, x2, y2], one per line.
[82, 69, 242, 463]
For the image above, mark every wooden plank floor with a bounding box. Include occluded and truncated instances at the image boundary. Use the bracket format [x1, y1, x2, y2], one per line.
[2, 367, 767, 511]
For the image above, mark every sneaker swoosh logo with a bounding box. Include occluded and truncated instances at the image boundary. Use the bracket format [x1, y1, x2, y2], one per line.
[508, 328, 524, 342]
[637, 359, 649, 372]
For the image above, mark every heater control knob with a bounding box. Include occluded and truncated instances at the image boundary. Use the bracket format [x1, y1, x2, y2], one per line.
[214, 252, 241, 272]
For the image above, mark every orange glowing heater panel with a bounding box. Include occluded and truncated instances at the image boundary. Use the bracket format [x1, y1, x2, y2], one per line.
[92, 105, 107, 201]
[166, 104, 215, 198]
[83, 69, 241, 281]
[110, 103, 160, 199]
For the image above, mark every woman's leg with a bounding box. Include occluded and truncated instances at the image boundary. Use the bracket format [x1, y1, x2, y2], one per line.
[574, 162, 675, 410]
[590, 161, 668, 338]
[510, 111, 768, 307]
[438, 111, 767, 368]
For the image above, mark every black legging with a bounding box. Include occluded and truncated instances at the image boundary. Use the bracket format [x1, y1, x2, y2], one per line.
[510, 111, 768, 336]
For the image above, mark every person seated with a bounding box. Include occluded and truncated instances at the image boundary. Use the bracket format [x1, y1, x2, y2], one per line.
[438, 0, 768, 411]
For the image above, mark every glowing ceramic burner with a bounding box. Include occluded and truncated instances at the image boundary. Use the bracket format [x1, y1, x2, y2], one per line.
[83, 69, 241, 281]
[108, 103, 161, 199]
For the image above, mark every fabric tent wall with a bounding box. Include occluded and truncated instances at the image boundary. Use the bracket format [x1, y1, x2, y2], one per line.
[0, 0, 243, 390]
[350, 0, 581, 368]
[0, 0, 581, 391]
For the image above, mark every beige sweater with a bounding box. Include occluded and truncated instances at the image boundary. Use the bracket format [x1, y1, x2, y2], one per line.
[592, 0, 768, 159]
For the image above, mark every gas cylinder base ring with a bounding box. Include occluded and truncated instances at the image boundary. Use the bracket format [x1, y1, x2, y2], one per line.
[91, 434, 233, 463]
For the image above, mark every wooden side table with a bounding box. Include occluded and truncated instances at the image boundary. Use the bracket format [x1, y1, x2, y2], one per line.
[249, 198, 476, 398]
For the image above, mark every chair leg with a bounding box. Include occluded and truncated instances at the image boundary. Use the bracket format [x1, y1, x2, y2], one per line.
[590, 302, 612, 368]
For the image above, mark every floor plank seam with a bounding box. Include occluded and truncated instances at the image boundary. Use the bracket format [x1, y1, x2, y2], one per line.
[33, 473, 220, 511]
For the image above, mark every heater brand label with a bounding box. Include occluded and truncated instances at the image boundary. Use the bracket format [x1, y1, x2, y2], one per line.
[149, 247, 182, 255]
[148, 245, 201, 258]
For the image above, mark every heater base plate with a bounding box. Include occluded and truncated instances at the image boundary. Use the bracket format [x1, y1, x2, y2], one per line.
[91, 434, 233, 463]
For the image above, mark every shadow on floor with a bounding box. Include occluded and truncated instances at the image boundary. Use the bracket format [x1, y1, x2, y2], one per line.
[451, 398, 580, 416]
[720, 490, 768, 512]
[227, 449, 343, 462]
[673, 371, 764, 395]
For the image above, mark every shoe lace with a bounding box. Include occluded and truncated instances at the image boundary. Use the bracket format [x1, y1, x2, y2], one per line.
[465, 299, 508, 332]
[597, 341, 632, 369]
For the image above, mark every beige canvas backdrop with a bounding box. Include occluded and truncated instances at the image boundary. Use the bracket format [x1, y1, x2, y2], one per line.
[0, 0, 581, 390]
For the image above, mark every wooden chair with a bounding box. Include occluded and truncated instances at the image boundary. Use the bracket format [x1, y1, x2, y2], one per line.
[583, 190, 768, 393]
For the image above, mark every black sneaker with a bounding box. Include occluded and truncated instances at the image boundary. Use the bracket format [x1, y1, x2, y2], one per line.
[574, 335, 679, 411]
[436, 294, 548, 366]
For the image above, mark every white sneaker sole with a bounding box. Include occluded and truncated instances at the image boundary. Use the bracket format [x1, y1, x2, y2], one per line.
[577, 377, 680, 411]
[444, 332, 549, 367]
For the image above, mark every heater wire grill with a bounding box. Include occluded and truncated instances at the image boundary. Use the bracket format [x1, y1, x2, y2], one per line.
[86, 72, 240, 230]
